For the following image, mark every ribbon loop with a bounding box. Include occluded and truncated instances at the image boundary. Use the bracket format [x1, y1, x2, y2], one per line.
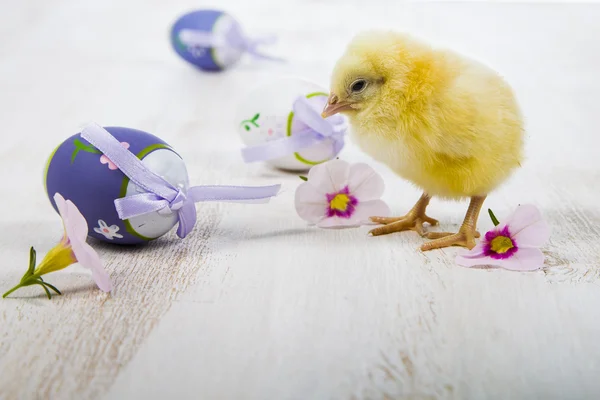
[169, 189, 187, 211]
[240, 95, 347, 163]
[81, 123, 281, 239]
[178, 24, 284, 62]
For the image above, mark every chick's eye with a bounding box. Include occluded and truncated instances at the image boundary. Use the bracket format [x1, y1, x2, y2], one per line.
[350, 80, 367, 93]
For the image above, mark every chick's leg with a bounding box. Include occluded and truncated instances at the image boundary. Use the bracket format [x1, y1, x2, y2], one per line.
[369, 193, 438, 236]
[421, 196, 486, 251]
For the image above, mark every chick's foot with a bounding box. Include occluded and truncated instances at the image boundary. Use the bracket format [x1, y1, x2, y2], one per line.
[426, 231, 481, 239]
[421, 227, 478, 251]
[420, 195, 486, 251]
[368, 193, 438, 237]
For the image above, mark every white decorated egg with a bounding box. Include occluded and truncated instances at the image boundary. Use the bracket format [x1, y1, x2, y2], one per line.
[235, 76, 344, 171]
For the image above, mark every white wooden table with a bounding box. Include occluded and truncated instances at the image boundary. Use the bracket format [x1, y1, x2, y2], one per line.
[1, 1, 599, 399]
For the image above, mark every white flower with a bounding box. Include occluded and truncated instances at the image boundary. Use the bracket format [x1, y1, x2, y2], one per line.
[295, 159, 391, 228]
[94, 220, 123, 240]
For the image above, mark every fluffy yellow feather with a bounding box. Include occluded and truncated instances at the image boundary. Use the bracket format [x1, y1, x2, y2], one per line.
[322, 30, 524, 250]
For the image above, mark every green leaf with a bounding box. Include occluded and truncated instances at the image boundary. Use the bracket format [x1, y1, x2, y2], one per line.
[39, 283, 52, 300]
[42, 282, 62, 296]
[488, 208, 500, 226]
[71, 138, 102, 164]
[70, 148, 81, 164]
[251, 113, 260, 122]
[299, 176, 308, 181]
[27, 247, 36, 276]
[73, 138, 101, 154]
[244, 125, 250, 131]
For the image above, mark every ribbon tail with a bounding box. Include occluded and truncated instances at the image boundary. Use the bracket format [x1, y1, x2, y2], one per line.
[176, 202, 197, 239]
[227, 28, 285, 62]
[332, 138, 344, 156]
[114, 193, 170, 220]
[241, 131, 320, 163]
[248, 35, 284, 61]
[188, 184, 281, 203]
[245, 50, 286, 62]
[251, 34, 278, 46]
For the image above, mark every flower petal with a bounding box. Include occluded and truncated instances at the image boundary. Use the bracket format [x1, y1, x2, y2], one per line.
[317, 216, 361, 229]
[65, 200, 89, 242]
[347, 163, 385, 201]
[314, 200, 391, 229]
[456, 242, 487, 260]
[306, 159, 350, 194]
[73, 241, 112, 292]
[494, 247, 545, 271]
[53, 193, 68, 219]
[456, 247, 545, 271]
[295, 182, 327, 223]
[456, 253, 494, 268]
[353, 199, 391, 224]
[33, 242, 78, 275]
[503, 204, 550, 248]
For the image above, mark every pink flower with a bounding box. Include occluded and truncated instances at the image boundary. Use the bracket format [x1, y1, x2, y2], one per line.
[100, 142, 129, 170]
[295, 159, 390, 228]
[52, 193, 112, 291]
[3, 194, 112, 299]
[456, 204, 551, 271]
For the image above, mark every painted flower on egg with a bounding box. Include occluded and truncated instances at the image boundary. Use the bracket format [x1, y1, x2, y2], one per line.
[94, 220, 123, 240]
[456, 204, 551, 271]
[294, 159, 390, 228]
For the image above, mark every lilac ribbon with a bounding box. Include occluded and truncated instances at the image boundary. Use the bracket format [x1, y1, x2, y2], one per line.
[241, 96, 347, 163]
[178, 24, 284, 62]
[80, 123, 281, 239]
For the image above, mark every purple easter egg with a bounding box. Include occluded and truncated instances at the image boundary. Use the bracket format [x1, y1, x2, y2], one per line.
[170, 9, 245, 71]
[43, 127, 189, 245]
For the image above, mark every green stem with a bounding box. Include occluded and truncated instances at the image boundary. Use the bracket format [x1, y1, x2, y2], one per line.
[2, 284, 23, 298]
[3, 275, 56, 299]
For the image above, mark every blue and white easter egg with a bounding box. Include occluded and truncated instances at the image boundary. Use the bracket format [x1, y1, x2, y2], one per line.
[235, 77, 342, 171]
[44, 127, 189, 245]
[170, 9, 244, 71]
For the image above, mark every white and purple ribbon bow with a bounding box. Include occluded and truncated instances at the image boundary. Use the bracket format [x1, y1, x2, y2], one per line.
[241, 96, 347, 163]
[81, 123, 281, 239]
[178, 23, 284, 62]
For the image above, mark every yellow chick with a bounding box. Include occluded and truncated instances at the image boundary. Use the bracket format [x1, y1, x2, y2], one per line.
[322, 30, 524, 251]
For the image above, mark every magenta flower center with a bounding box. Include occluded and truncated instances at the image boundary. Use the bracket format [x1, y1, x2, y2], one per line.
[325, 186, 358, 218]
[484, 226, 518, 259]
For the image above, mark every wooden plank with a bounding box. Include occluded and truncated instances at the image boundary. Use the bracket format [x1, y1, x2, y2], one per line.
[0, 1, 599, 399]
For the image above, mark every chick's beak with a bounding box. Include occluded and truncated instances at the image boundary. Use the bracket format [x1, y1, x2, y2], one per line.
[321, 94, 351, 118]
